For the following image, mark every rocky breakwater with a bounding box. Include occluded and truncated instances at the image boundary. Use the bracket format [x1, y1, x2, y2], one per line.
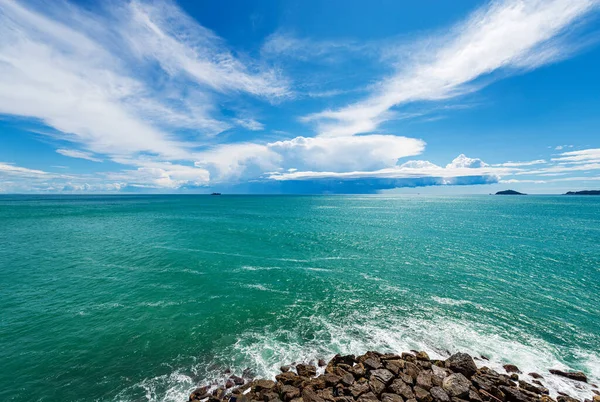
[188, 351, 599, 402]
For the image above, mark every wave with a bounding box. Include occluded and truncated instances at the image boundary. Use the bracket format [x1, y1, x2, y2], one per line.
[120, 308, 600, 402]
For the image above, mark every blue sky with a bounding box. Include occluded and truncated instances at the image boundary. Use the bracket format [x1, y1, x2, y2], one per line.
[1, 0, 600, 194]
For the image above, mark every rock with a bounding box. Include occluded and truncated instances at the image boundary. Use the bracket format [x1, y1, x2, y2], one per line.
[593, 396, 600, 402]
[369, 379, 386, 395]
[430, 387, 450, 402]
[226, 380, 234, 389]
[417, 371, 434, 390]
[302, 388, 325, 402]
[414, 386, 433, 402]
[416, 352, 431, 361]
[468, 390, 482, 402]
[318, 388, 335, 401]
[504, 365, 521, 374]
[334, 398, 354, 402]
[350, 363, 367, 378]
[189, 386, 210, 401]
[518, 380, 548, 395]
[445, 353, 478, 378]
[263, 391, 282, 402]
[442, 374, 471, 398]
[276, 372, 299, 386]
[281, 385, 301, 401]
[318, 359, 327, 367]
[323, 373, 341, 386]
[364, 357, 383, 370]
[297, 364, 317, 378]
[557, 397, 579, 402]
[385, 360, 405, 376]
[331, 355, 356, 366]
[371, 369, 395, 385]
[340, 372, 355, 387]
[403, 353, 417, 363]
[510, 374, 519, 381]
[432, 365, 450, 379]
[529, 373, 543, 379]
[231, 376, 245, 385]
[498, 386, 536, 402]
[357, 392, 379, 402]
[382, 394, 405, 402]
[549, 370, 587, 383]
[389, 379, 416, 400]
[348, 381, 371, 398]
[253, 380, 276, 392]
[406, 362, 422, 380]
[281, 366, 291, 373]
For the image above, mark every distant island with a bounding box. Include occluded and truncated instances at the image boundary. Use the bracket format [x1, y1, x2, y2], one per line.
[495, 189, 526, 195]
[564, 190, 600, 195]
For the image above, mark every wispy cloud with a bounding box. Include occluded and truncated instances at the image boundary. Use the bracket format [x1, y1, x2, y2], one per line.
[303, 0, 600, 137]
[493, 159, 547, 167]
[56, 148, 103, 162]
[0, 0, 288, 189]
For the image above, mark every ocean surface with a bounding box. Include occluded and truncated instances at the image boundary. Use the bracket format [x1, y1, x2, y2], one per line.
[1, 195, 599, 402]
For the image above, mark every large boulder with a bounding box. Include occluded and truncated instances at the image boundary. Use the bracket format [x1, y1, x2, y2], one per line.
[445, 353, 477, 378]
[442, 374, 470, 398]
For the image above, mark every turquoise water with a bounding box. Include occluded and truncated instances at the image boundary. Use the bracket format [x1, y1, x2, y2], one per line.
[1, 195, 599, 401]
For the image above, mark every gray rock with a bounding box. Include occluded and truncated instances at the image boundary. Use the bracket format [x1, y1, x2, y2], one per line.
[349, 381, 371, 398]
[382, 393, 405, 402]
[364, 357, 383, 370]
[389, 379, 416, 400]
[417, 371, 434, 390]
[445, 353, 477, 378]
[369, 378, 386, 395]
[442, 374, 471, 398]
[357, 392, 379, 402]
[371, 369, 395, 385]
[430, 387, 450, 402]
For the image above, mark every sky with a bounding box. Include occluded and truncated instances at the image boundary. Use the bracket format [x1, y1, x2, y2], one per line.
[1, 0, 600, 194]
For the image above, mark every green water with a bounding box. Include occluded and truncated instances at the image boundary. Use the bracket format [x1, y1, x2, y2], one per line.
[0, 195, 599, 401]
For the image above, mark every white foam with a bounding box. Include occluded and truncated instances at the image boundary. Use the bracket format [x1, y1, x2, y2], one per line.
[124, 309, 599, 401]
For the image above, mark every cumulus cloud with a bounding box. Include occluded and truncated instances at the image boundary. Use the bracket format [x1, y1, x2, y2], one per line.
[303, 0, 600, 137]
[194, 135, 426, 182]
[266, 154, 511, 182]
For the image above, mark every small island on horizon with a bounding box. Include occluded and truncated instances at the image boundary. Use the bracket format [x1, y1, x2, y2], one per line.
[495, 189, 526, 195]
[564, 190, 600, 195]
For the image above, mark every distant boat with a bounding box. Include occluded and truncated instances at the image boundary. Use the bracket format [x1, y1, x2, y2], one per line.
[211, 192, 221, 196]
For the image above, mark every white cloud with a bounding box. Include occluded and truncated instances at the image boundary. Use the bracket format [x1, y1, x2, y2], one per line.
[56, 148, 103, 162]
[494, 159, 547, 167]
[233, 118, 265, 131]
[0, 0, 288, 190]
[446, 154, 488, 169]
[266, 154, 513, 181]
[123, 0, 289, 99]
[194, 134, 426, 182]
[0, 162, 50, 177]
[304, 0, 599, 137]
[551, 147, 600, 163]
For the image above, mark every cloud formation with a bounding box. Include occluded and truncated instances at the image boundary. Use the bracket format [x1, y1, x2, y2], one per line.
[303, 0, 599, 137]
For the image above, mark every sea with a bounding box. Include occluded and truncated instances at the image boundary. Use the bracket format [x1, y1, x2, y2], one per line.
[0, 195, 599, 402]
